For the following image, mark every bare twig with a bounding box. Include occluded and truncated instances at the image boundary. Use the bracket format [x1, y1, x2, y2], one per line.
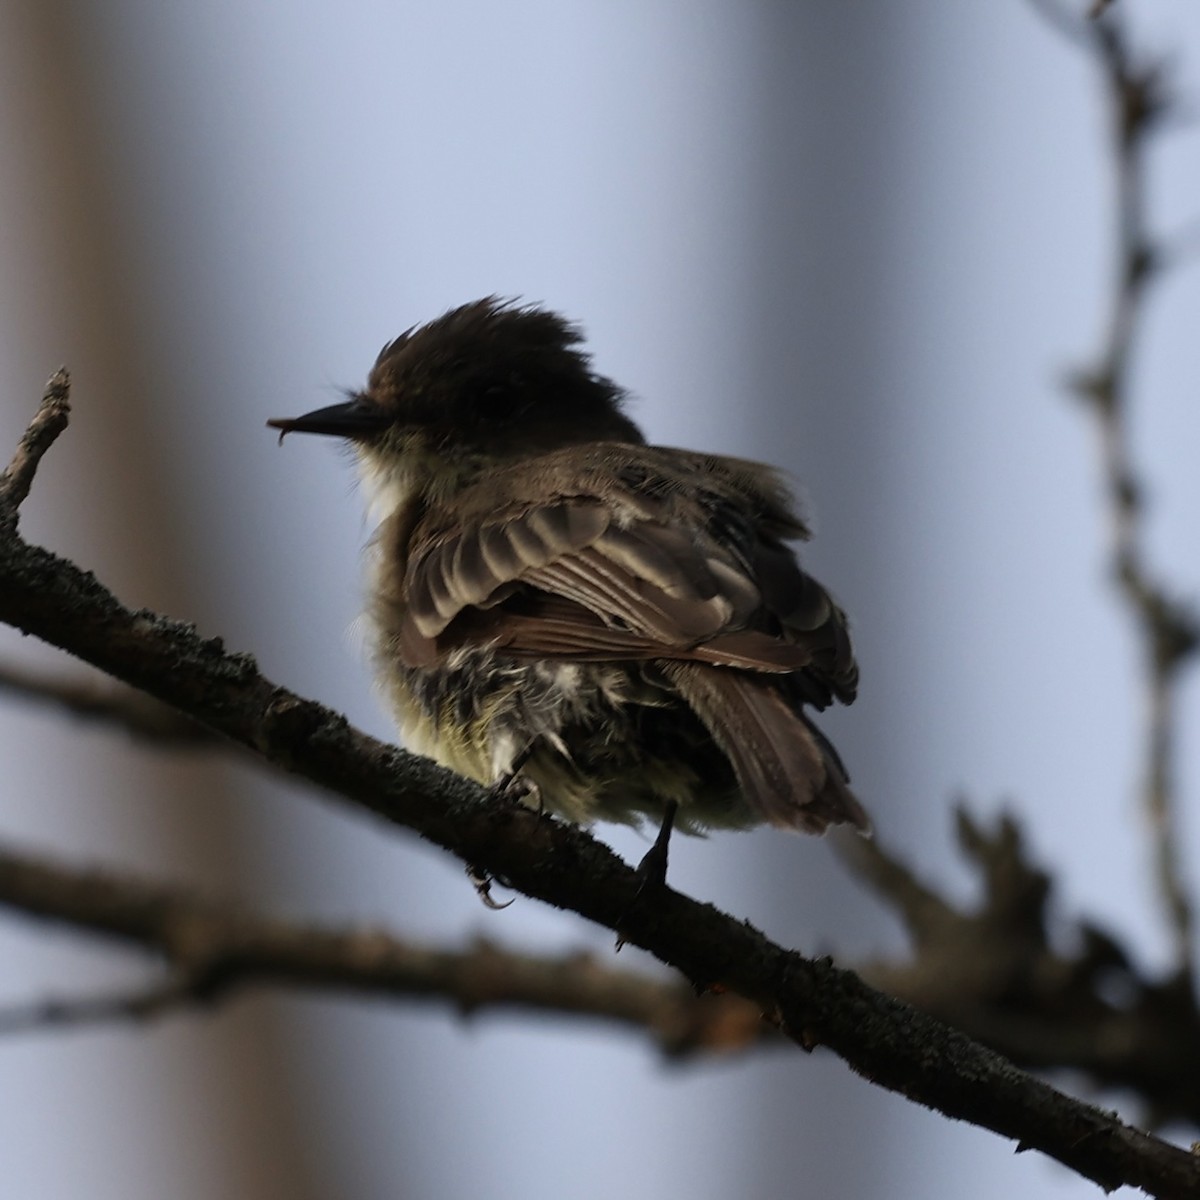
[0, 978, 202, 1035]
[0, 661, 223, 746]
[0, 370, 70, 527]
[1040, 4, 1200, 985]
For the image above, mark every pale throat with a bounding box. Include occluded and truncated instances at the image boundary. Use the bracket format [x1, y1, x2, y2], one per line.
[354, 441, 489, 527]
[355, 451, 419, 528]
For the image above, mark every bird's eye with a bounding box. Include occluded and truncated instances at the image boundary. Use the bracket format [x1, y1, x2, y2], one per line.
[481, 381, 524, 420]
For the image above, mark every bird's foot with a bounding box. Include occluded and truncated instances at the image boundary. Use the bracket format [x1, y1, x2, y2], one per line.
[487, 771, 532, 804]
[466, 864, 514, 911]
[488, 742, 538, 804]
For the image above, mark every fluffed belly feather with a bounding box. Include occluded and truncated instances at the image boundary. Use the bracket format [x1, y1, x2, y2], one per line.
[375, 646, 748, 832]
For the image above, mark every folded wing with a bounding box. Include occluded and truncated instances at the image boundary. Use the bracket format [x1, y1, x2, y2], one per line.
[396, 484, 866, 834]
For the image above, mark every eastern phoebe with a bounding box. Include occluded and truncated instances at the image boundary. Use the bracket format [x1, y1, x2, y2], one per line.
[269, 298, 868, 889]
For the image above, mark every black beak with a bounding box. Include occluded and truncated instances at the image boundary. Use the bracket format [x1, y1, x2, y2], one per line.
[267, 400, 391, 442]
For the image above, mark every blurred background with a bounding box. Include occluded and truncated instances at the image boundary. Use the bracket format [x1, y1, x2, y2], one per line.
[1, 2, 1198, 1197]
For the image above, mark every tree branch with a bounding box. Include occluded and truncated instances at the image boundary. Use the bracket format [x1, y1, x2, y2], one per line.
[3, 380, 1200, 1195]
[1046, 0, 1200, 986]
[0, 840, 767, 1053]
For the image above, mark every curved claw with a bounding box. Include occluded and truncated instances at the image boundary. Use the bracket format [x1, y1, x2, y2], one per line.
[467, 864, 515, 910]
[488, 771, 535, 809]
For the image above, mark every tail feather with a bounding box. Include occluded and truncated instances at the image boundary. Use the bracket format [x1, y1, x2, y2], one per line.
[666, 663, 870, 835]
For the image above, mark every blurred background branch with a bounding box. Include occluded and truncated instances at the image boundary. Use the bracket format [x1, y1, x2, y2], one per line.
[0, 838, 770, 1057]
[0, 662, 223, 747]
[1034, 0, 1200, 992]
[1068, 4, 1199, 989]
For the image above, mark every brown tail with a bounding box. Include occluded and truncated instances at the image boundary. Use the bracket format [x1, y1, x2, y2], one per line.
[666, 663, 871, 835]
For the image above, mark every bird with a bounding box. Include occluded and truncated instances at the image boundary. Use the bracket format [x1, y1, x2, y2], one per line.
[268, 297, 868, 895]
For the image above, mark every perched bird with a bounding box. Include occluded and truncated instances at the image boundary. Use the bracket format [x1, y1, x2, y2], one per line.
[269, 298, 868, 890]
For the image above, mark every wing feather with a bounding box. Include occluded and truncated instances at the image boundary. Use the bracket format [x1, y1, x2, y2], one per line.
[399, 482, 854, 711]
